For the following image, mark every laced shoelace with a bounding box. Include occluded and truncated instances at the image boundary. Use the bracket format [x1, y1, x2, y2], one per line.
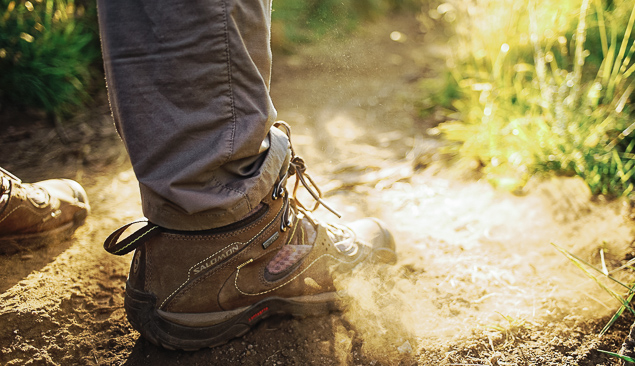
[327, 223, 358, 255]
[273, 122, 359, 256]
[0, 167, 19, 195]
[273, 122, 342, 232]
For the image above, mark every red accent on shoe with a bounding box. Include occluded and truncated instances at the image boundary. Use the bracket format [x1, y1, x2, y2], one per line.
[248, 307, 269, 322]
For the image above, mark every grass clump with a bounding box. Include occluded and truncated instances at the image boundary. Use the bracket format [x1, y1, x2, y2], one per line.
[552, 242, 635, 362]
[0, 0, 100, 118]
[430, 0, 635, 197]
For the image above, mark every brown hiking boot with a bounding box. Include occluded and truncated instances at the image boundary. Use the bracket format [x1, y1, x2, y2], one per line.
[104, 124, 397, 351]
[0, 167, 90, 254]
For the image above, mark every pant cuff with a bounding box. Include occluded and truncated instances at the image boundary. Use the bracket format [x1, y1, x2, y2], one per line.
[140, 126, 290, 230]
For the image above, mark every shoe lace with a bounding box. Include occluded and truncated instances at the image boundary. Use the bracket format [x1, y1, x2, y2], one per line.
[0, 168, 12, 212]
[0, 167, 20, 183]
[326, 223, 358, 255]
[273, 121, 342, 232]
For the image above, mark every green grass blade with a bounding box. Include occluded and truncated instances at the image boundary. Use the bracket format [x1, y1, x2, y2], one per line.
[597, 350, 635, 362]
[552, 243, 632, 290]
[608, 3, 635, 99]
[594, 0, 609, 58]
[624, 63, 635, 79]
[571, 0, 591, 105]
[551, 243, 635, 314]
[616, 81, 635, 113]
[601, 291, 635, 335]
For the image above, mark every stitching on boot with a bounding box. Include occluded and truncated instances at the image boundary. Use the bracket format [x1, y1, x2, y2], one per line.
[111, 226, 158, 255]
[159, 203, 285, 310]
[234, 248, 357, 297]
[168, 221, 280, 311]
[234, 254, 347, 296]
[284, 216, 299, 246]
[0, 204, 44, 225]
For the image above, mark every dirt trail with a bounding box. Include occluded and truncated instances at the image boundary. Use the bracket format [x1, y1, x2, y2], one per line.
[1, 13, 634, 366]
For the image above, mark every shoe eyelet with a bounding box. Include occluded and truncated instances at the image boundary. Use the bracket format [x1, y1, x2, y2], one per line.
[272, 186, 286, 200]
[280, 218, 293, 232]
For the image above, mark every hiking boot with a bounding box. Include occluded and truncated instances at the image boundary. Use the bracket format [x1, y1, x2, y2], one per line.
[104, 124, 397, 351]
[0, 167, 90, 254]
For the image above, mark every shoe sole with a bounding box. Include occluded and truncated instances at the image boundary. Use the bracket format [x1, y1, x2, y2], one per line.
[0, 211, 88, 254]
[124, 281, 342, 351]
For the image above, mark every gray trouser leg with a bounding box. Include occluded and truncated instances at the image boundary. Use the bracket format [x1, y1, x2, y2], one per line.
[97, 0, 289, 230]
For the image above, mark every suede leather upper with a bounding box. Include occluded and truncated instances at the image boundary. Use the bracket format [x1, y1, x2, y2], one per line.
[0, 173, 89, 238]
[125, 185, 390, 314]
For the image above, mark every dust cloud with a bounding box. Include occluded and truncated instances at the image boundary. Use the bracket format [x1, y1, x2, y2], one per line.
[330, 172, 634, 361]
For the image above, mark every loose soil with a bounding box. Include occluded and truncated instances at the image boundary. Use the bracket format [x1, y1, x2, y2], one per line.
[1, 13, 634, 366]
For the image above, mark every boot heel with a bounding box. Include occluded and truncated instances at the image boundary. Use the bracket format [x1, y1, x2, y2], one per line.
[124, 281, 253, 350]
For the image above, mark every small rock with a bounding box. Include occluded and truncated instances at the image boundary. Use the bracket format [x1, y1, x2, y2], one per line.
[490, 353, 501, 366]
[397, 340, 412, 354]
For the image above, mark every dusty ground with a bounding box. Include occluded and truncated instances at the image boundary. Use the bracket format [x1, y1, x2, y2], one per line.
[1, 13, 635, 366]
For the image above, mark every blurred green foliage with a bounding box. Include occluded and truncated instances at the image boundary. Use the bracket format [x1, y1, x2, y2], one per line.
[272, 0, 417, 48]
[426, 0, 635, 197]
[0, 0, 100, 118]
[0, 0, 414, 118]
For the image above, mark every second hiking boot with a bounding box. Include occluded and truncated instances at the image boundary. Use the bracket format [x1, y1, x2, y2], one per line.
[0, 167, 90, 254]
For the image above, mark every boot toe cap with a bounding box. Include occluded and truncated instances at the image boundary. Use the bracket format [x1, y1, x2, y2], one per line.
[347, 218, 397, 264]
[61, 179, 90, 211]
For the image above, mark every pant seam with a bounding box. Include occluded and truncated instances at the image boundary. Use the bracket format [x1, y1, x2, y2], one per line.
[210, 176, 252, 212]
[216, 0, 250, 213]
[221, 0, 237, 167]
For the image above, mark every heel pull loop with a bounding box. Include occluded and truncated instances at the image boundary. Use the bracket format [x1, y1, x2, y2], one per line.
[104, 219, 160, 255]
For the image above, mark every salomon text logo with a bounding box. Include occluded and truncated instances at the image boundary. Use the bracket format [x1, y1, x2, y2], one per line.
[193, 244, 241, 274]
